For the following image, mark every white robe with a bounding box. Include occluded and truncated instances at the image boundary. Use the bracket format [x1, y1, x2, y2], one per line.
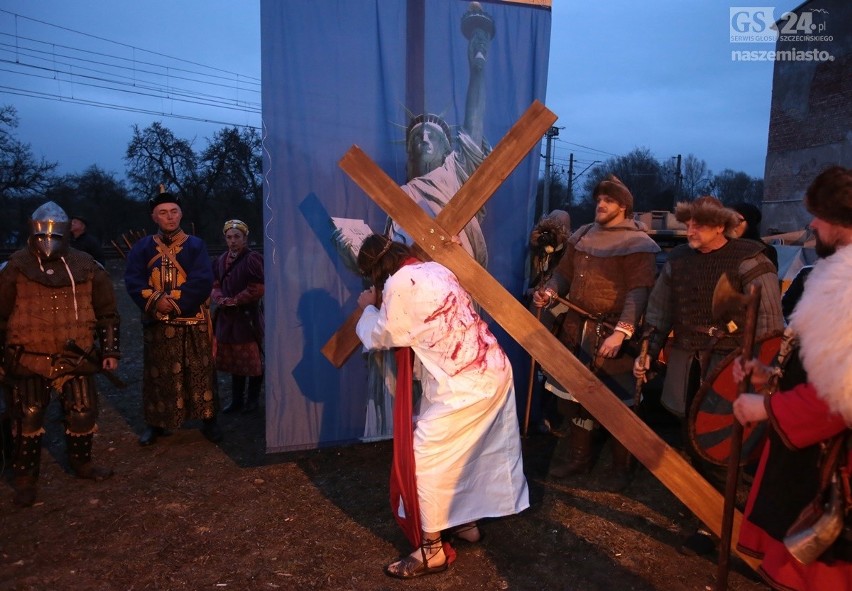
[356, 262, 529, 532]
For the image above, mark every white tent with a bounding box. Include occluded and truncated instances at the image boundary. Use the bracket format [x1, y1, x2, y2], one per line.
[765, 229, 817, 293]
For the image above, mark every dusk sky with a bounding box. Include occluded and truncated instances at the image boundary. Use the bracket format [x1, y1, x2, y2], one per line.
[1, 1, 802, 182]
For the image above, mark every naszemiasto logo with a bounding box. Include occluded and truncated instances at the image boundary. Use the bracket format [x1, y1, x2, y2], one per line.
[729, 7, 833, 44]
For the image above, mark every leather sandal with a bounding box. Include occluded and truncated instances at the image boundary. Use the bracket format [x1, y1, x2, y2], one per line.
[384, 538, 449, 579]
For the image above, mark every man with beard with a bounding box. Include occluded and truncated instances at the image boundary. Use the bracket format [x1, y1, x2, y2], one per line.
[633, 195, 784, 554]
[532, 175, 659, 491]
[732, 165, 852, 591]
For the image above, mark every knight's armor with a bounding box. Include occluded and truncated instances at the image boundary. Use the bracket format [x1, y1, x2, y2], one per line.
[0, 201, 119, 507]
[667, 239, 767, 353]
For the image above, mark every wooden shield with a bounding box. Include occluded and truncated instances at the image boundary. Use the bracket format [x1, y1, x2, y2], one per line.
[688, 331, 784, 467]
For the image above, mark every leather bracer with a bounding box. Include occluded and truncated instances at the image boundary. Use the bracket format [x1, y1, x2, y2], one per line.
[97, 314, 120, 358]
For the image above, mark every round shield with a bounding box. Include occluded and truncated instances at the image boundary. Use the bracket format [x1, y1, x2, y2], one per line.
[688, 332, 783, 467]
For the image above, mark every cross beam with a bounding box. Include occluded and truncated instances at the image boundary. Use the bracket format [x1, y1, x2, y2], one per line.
[322, 101, 558, 367]
[337, 101, 760, 572]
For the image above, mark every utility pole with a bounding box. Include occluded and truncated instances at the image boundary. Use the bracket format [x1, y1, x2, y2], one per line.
[543, 126, 559, 214]
[672, 153, 682, 210]
[567, 152, 574, 205]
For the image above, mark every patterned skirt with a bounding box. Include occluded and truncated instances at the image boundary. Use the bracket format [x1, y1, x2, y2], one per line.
[215, 341, 263, 376]
[142, 322, 219, 428]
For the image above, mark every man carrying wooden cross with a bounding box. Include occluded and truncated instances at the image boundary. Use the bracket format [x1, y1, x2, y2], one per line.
[354, 234, 528, 579]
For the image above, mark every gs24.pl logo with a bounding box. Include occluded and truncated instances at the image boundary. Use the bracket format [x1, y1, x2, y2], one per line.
[730, 7, 831, 43]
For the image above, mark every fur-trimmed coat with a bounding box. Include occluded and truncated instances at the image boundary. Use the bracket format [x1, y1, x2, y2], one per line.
[736, 243, 852, 591]
[791, 242, 852, 424]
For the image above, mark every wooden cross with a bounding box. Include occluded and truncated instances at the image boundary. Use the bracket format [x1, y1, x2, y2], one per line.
[336, 100, 759, 572]
[321, 101, 559, 367]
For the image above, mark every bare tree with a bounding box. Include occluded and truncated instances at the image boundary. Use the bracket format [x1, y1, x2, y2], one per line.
[200, 127, 263, 237]
[680, 154, 712, 200]
[125, 122, 200, 200]
[709, 169, 762, 205]
[124, 122, 262, 241]
[581, 147, 668, 214]
[0, 105, 58, 245]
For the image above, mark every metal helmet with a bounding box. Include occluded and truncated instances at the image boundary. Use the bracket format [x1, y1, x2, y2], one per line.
[28, 201, 70, 260]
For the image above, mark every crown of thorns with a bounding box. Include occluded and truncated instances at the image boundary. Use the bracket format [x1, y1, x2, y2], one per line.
[360, 236, 395, 276]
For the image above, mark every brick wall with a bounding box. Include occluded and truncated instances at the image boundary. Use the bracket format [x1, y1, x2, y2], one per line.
[762, 0, 852, 233]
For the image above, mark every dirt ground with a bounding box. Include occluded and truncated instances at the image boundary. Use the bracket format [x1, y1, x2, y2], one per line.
[0, 261, 771, 591]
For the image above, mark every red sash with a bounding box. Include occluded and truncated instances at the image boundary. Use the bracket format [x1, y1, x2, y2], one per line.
[388, 256, 423, 548]
[386, 257, 458, 562]
[389, 346, 421, 548]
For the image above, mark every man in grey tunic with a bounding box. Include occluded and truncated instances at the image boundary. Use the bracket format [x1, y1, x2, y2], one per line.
[532, 176, 659, 491]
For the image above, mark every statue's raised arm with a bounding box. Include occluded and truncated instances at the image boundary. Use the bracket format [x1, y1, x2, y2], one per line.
[462, 2, 494, 148]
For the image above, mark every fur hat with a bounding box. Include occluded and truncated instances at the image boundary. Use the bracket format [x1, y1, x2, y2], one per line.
[593, 175, 633, 215]
[674, 196, 740, 234]
[805, 165, 852, 228]
[148, 184, 182, 212]
[732, 202, 762, 240]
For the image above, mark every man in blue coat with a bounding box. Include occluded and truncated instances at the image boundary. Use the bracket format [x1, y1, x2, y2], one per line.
[124, 189, 222, 446]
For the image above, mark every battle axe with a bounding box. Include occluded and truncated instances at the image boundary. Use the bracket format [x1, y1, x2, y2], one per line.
[711, 275, 761, 591]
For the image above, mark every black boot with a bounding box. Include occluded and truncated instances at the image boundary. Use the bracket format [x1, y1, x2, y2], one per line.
[201, 418, 223, 443]
[550, 399, 580, 438]
[12, 434, 42, 507]
[138, 425, 169, 447]
[241, 375, 263, 414]
[67, 433, 114, 481]
[601, 439, 634, 492]
[547, 435, 574, 477]
[0, 415, 12, 466]
[222, 375, 246, 414]
[548, 414, 596, 478]
[13, 475, 38, 508]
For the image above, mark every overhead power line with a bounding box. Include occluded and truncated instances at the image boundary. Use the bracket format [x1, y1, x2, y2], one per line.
[0, 37, 260, 104]
[0, 85, 260, 129]
[0, 9, 259, 81]
[0, 9, 261, 128]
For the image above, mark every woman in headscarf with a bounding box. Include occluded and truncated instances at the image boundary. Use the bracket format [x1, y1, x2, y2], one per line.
[212, 219, 264, 414]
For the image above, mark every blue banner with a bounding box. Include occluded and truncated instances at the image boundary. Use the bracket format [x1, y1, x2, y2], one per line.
[261, 0, 551, 451]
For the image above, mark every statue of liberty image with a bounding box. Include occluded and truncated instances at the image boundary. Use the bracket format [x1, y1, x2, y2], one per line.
[334, 2, 494, 441]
